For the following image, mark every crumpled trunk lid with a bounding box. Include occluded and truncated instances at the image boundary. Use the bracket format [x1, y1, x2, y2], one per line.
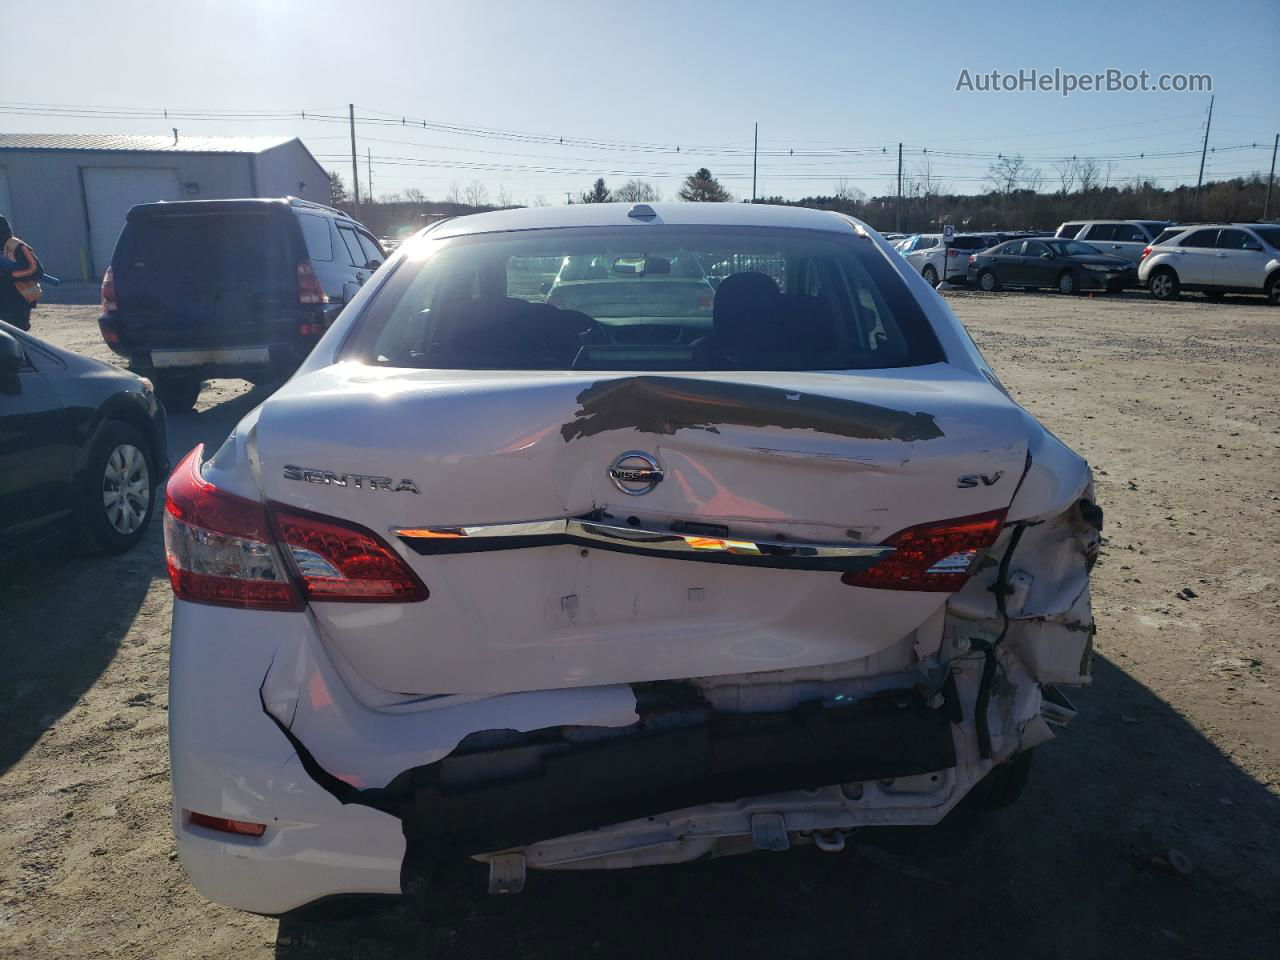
[253, 364, 1028, 695]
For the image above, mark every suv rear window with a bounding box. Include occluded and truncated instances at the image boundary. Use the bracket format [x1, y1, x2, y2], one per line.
[342, 226, 945, 372]
[950, 236, 989, 250]
[115, 211, 294, 284]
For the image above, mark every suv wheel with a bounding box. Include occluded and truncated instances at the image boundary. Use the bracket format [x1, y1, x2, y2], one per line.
[152, 374, 203, 412]
[1267, 274, 1279, 306]
[1149, 268, 1180, 301]
[922, 265, 939, 287]
[82, 421, 156, 554]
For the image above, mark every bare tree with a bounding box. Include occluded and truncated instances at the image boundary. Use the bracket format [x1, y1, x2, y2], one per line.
[614, 179, 662, 202]
[402, 186, 426, 204]
[678, 168, 732, 202]
[1075, 158, 1101, 193]
[1052, 159, 1077, 197]
[986, 155, 1027, 196]
[496, 185, 513, 208]
[532, 194, 550, 207]
[446, 181, 464, 205]
[463, 180, 490, 208]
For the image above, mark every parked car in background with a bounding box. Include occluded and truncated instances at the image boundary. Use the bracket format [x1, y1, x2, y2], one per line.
[164, 202, 1099, 913]
[1139, 223, 1280, 303]
[897, 232, 994, 286]
[968, 237, 1137, 294]
[0, 321, 166, 565]
[98, 198, 385, 412]
[545, 252, 717, 321]
[1053, 220, 1168, 264]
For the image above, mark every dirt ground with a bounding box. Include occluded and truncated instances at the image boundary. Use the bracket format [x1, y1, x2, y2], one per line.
[2, 289, 1278, 959]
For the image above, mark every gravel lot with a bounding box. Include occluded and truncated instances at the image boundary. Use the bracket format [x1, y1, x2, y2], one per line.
[2, 289, 1278, 959]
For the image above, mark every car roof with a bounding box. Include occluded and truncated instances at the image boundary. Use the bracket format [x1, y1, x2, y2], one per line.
[126, 197, 356, 223]
[427, 202, 863, 240]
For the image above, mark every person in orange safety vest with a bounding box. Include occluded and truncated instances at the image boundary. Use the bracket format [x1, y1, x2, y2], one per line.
[0, 215, 42, 331]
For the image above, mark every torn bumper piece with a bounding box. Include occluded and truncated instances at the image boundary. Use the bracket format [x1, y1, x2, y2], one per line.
[267, 688, 956, 872]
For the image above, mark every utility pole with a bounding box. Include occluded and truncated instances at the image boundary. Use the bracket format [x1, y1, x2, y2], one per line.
[348, 104, 360, 208]
[1264, 133, 1278, 220]
[367, 148, 373, 203]
[1193, 95, 1214, 215]
[896, 143, 903, 232]
[751, 122, 758, 204]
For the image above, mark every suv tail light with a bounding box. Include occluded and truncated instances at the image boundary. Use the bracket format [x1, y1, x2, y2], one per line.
[164, 446, 426, 610]
[1140, 245, 1152, 259]
[947, 247, 962, 258]
[100, 266, 117, 315]
[841, 510, 1006, 592]
[297, 261, 327, 304]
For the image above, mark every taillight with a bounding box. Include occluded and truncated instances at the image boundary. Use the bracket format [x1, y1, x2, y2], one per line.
[186, 811, 267, 837]
[947, 247, 960, 258]
[163, 445, 427, 610]
[968, 254, 976, 265]
[164, 446, 301, 611]
[297, 261, 327, 304]
[1140, 245, 1152, 259]
[100, 266, 117, 314]
[841, 510, 1006, 592]
[273, 505, 428, 602]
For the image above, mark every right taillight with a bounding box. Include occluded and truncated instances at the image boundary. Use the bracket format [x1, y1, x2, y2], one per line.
[1140, 245, 1152, 259]
[100, 266, 117, 314]
[841, 510, 1006, 592]
[297, 261, 327, 304]
[164, 446, 426, 611]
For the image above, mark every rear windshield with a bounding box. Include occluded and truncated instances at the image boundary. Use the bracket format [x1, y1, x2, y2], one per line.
[115, 212, 295, 283]
[950, 236, 990, 250]
[341, 226, 945, 372]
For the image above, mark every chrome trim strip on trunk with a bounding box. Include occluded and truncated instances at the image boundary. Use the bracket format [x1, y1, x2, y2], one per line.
[392, 515, 894, 573]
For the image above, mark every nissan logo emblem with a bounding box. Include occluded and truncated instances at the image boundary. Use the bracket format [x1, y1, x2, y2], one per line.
[608, 451, 664, 495]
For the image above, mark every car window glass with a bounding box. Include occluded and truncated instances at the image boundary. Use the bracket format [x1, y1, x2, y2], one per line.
[1253, 227, 1280, 249]
[1086, 224, 1116, 241]
[336, 226, 366, 267]
[1024, 241, 1049, 257]
[1215, 229, 1253, 250]
[1181, 230, 1219, 248]
[297, 214, 333, 262]
[917, 237, 937, 250]
[1139, 222, 1167, 238]
[357, 231, 384, 267]
[1058, 223, 1084, 238]
[1152, 229, 1181, 245]
[1112, 224, 1146, 242]
[347, 225, 945, 373]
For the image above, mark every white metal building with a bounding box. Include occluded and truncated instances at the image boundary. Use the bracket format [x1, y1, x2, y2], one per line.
[0, 134, 330, 281]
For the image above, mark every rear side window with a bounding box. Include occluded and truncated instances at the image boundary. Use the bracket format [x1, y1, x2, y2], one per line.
[1111, 224, 1147, 242]
[1057, 223, 1084, 238]
[1181, 230, 1219, 248]
[1216, 229, 1254, 250]
[356, 230, 385, 268]
[1254, 227, 1280, 249]
[1139, 222, 1167, 238]
[297, 214, 333, 262]
[1151, 229, 1182, 246]
[1085, 224, 1116, 241]
[336, 225, 366, 267]
[342, 226, 945, 372]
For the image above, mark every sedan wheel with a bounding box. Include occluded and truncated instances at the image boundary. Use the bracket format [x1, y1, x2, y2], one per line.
[102, 443, 152, 535]
[979, 270, 998, 292]
[1057, 271, 1077, 295]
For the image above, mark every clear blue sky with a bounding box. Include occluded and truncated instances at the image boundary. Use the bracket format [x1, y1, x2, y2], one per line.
[13, 0, 1280, 203]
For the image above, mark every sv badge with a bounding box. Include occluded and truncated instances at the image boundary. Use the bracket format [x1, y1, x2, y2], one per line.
[957, 471, 1003, 489]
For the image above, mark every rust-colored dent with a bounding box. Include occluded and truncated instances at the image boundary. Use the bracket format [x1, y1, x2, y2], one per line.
[560, 376, 944, 443]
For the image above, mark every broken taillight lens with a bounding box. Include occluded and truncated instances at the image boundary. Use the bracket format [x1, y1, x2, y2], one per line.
[842, 510, 1006, 592]
[164, 446, 427, 610]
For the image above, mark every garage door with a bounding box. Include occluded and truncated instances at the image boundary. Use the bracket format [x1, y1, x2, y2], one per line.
[0, 167, 12, 224]
[83, 167, 181, 276]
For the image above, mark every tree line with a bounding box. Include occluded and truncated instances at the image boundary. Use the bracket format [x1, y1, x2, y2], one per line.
[330, 158, 1276, 240]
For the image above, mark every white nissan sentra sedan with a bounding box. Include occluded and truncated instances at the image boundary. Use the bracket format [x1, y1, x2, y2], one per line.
[165, 202, 1100, 913]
